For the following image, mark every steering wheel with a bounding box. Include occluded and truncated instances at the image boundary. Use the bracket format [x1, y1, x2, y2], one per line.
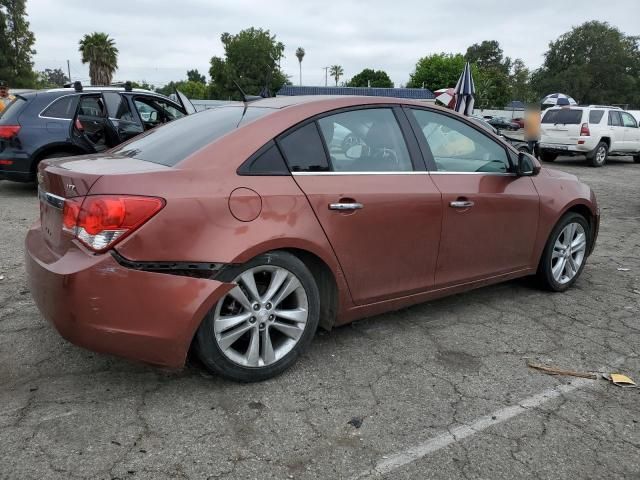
[371, 147, 399, 168]
[341, 134, 361, 152]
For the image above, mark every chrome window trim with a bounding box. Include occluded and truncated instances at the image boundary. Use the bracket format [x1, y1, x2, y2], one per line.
[38, 94, 77, 121]
[291, 171, 516, 176]
[38, 188, 65, 209]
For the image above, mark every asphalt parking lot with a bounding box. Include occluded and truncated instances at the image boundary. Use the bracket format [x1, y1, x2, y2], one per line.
[1, 156, 639, 480]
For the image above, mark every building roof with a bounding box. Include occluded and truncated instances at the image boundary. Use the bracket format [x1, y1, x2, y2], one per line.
[277, 85, 435, 100]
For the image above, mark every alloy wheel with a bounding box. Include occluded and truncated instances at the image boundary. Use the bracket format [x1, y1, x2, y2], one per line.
[551, 222, 587, 284]
[212, 266, 308, 367]
[596, 146, 607, 164]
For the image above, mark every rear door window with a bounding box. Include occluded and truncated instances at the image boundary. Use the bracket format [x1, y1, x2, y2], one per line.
[278, 122, 330, 172]
[542, 109, 583, 124]
[608, 111, 623, 127]
[41, 95, 78, 119]
[588, 110, 604, 124]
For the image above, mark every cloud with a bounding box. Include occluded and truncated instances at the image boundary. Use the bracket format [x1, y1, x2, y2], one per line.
[27, 0, 640, 88]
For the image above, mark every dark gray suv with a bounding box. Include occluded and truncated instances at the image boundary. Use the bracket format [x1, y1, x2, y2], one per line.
[0, 83, 195, 182]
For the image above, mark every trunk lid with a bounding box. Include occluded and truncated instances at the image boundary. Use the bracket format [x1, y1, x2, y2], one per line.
[540, 108, 585, 145]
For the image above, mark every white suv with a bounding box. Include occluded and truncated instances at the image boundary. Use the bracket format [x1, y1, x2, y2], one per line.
[539, 105, 640, 167]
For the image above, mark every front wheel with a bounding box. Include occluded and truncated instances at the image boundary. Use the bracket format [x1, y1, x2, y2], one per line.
[537, 213, 590, 292]
[195, 251, 320, 382]
[633, 154, 640, 164]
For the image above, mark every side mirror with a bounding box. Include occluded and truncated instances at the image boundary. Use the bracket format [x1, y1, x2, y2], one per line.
[516, 151, 541, 176]
[345, 144, 363, 159]
[149, 111, 158, 122]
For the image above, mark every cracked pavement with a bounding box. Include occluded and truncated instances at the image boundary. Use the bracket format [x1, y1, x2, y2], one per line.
[1, 156, 639, 479]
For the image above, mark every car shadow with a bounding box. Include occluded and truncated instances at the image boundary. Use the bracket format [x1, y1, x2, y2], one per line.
[0, 179, 37, 197]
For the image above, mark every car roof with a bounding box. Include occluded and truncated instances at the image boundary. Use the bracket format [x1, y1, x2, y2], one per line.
[250, 95, 436, 110]
[45, 86, 158, 94]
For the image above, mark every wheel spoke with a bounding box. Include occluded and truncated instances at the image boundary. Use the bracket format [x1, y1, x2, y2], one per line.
[261, 328, 275, 364]
[565, 256, 576, 279]
[274, 308, 308, 324]
[271, 276, 302, 308]
[552, 257, 566, 280]
[228, 286, 253, 312]
[239, 271, 261, 303]
[552, 247, 563, 260]
[218, 323, 253, 350]
[554, 237, 567, 251]
[571, 233, 586, 252]
[565, 223, 576, 243]
[214, 312, 251, 334]
[262, 269, 289, 303]
[271, 321, 303, 340]
[246, 327, 260, 366]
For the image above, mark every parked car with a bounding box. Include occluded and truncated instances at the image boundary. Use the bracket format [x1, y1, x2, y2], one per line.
[470, 116, 532, 153]
[26, 96, 599, 382]
[487, 116, 519, 131]
[512, 117, 525, 129]
[539, 105, 640, 167]
[0, 83, 195, 182]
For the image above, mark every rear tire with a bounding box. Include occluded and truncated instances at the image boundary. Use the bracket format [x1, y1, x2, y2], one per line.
[633, 154, 640, 164]
[540, 150, 557, 162]
[195, 251, 320, 382]
[537, 213, 590, 292]
[588, 142, 608, 167]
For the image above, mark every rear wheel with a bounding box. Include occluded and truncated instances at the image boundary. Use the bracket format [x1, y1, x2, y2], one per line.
[195, 251, 320, 382]
[540, 150, 557, 162]
[588, 142, 608, 167]
[633, 154, 640, 164]
[537, 213, 590, 292]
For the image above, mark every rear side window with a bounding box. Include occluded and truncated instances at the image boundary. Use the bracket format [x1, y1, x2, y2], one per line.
[238, 141, 289, 175]
[0, 96, 27, 121]
[589, 110, 604, 124]
[608, 111, 622, 127]
[278, 122, 330, 172]
[41, 96, 77, 119]
[111, 106, 270, 166]
[541, 109, 583, 125]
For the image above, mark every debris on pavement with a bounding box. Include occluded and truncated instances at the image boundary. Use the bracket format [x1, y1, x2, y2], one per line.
[527, 362, 598, 379]
[603, 373, 637, 388]
[348, 416, 363, 428]
[617, 268, 630, 272]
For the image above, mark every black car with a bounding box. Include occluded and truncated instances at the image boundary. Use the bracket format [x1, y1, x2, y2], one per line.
[470, 116, 532, 153]
[0, 83, 195, 182]
[487, 116, 519, 131]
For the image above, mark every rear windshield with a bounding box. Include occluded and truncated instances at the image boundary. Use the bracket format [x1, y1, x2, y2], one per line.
[542, 109, 583, 125]
[111, 106, 271, 166]
[0, 96, 27, 122]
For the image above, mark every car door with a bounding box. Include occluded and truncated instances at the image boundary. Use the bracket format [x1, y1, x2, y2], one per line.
[278, 106, 443, 305]
[407, 107, 540, 287]
[607, 111, 625, 151]
[175, 90, 197, 115]
[132, 95, 186, 131]
[71, 94, 119, 153]
[620, 111, 640, 151]
[102, 92, 144, 142]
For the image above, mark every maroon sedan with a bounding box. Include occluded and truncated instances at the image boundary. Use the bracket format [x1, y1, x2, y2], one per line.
[26, 96, 599, 382]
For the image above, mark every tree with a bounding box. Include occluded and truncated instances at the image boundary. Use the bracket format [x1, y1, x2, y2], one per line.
[0, 0, 37, 88]
[295, 47, 305, 86]
[465, 40, 511, 108]
[208, 27, 288, 100]
[509, 58, 533, 103]
[407, 53, 465, 90]
[329, 65, 343, 86]
[346, 68, 393, 88]
[37, 68, 68, 88]
[186, 69, 206, 84]
[79, 32, 118, 85]
[531, 21, 640, 107]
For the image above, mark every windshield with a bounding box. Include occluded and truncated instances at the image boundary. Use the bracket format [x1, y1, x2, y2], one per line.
[542, 109, 583, 125]
[111, 105, 271, 166]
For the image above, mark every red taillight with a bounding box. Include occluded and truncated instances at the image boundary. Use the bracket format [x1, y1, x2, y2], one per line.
[580, 123, 590, 136]
[75, 118, 84, 131]
[63, 195, 164, 252]
[0, 125, 20, 139]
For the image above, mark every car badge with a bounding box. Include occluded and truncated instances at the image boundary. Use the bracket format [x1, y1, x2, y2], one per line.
[66, 183, 76, 192]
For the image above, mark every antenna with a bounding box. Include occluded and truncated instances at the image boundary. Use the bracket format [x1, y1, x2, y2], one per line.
[232, 80, 262, 103]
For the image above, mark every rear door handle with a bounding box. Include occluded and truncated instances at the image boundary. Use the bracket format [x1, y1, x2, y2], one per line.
[329, 202, 363, 211]
[449, 200, 474, 208]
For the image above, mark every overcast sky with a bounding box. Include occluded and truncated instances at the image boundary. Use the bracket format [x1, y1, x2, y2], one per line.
[28, 0, 640, 89]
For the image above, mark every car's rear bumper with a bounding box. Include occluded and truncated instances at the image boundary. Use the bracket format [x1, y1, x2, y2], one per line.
[0, 150, 34, 182]
[538, 142, 595, 154]
[25, 223, 234, 368]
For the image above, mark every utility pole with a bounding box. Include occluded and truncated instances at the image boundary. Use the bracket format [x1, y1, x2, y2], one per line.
[322, 67, 329, 87]
[67, 60, 71, 82]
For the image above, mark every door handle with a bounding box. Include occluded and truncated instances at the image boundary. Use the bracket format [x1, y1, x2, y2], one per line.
[329, 202, 363, 211]
[449, 200, 474, 208]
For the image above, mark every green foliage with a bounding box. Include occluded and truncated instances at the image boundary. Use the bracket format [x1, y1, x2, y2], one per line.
[509, 59, 534, 103]
[186, 69, 206, 84]
[329, 65, 344, 86]
[36, 68, 69, 88]
[208, 27, 288, 100]
[407, 53, 465, 90]
[465, 40, 511, 109]
[531, 21, 640, 107]
[346, 68, 393, 88]
[0, 0, 37, 88]
[130, 80, 155, 91]
[79, 32, 118, 85]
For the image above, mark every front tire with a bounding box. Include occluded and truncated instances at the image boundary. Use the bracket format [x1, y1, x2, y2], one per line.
[588, 142, 608, 167]
[537, 213, 590, 292]
[195, 251, 320, 382]
[633, 154, 640, 164]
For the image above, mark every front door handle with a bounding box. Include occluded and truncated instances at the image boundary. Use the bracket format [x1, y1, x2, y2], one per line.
[329, 202, 363, 211]
[449, 200, 474, 208]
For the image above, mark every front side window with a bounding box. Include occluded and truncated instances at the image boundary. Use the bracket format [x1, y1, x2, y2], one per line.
[317, 108, 413, 172]
[134, 96, 185, 130]
[41, 96, 77, 119]
[621, 112, 637, 128]
[411, 109, 510, 173]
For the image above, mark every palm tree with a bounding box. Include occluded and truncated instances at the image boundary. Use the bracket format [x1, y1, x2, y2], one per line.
[78, 33, 119, 86]
[295, 47, 305, 86]
[329, 65, 344, 86]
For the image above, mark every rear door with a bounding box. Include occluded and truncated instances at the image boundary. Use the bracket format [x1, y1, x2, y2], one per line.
[407, 107, 540, 287]
[72, 94, 119, 152]
[607, 111, 625, 151]
[279, 106, 443, 305]
[540, 108, 583, 148]
[620, 111, 640, 152]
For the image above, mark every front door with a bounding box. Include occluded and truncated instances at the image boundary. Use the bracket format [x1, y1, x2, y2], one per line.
[620, 111, 640, 152]
[102, 92, 144, 142]
[278, 107, 443, 305]
[408, 108, 540, 287]
[607, 111, 625, 150]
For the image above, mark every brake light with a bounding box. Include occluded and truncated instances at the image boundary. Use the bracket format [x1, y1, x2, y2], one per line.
[75, 118, 84, 131]
[0, 125, 20, 139]
[580, 123, 590, 136]
[63, 195, 165, 252]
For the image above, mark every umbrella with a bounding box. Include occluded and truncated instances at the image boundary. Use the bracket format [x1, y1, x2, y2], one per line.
[542, 93, 577, 107]
[434, 88, 456, 108]
[454, 62, 475, 116]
